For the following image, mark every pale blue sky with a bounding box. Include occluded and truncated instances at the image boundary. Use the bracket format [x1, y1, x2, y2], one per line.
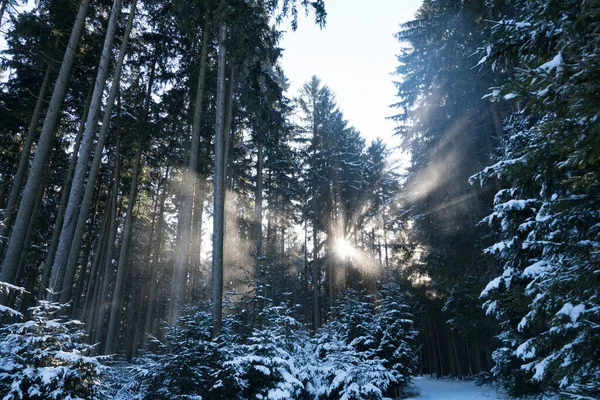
[279, 0, 422, 149]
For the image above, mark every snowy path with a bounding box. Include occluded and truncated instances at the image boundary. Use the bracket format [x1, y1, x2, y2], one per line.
[405, 376, 508, 399]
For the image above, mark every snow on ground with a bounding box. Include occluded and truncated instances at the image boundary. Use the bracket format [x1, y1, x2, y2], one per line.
[405, 376, 509, 400]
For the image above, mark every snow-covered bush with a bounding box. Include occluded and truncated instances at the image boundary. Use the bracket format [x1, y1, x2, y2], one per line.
[217, 304, 306, 399]
[0, 282, 24, 318]
[0, 301, 107, 399]
[375, 282, 418, 395]
[313, 329, 396, 400]
[136, 308, 219, 399]
[136, 289, 419, 399]
[308, 288, 417, 399]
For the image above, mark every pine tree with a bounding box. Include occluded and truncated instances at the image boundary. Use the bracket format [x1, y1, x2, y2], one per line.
[375, 282, 418, 394]
[0, 301, 107, 399]
[137, 307, 218, 399]
[475, 0, 600, 396]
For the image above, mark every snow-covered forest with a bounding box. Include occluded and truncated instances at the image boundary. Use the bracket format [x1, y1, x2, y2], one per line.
[0, 0, 598, 398]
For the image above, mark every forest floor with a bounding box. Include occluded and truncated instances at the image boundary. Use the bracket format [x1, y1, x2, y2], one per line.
[405, 375, 509, 399]
[404, 376, 562, 400]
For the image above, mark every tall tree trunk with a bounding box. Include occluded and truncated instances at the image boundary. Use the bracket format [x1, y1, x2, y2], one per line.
[211, 22, 227, 337]
[38, 82, 93, 299]
[59, 0, 138, 306]
[71, 194, 98, 318]
[382, 212, 389, 275]
[143, 169, 168, 347]
[12, 171, 47, 309]
[0, 0, 91, 295]
[170, 13, 211, 322]
[312, 224, 320, 332]
[190, 183, 205, 296]
[254, 139, 263, 256]
[222, 66, 234, 191]
[0, 66, 53, 260]
[92, 128, 121, 348]
[82, 191, 111, 321]
[130, 172, 162, 357]
[104, 135, 143, 354]
[50, 0, 128, 301]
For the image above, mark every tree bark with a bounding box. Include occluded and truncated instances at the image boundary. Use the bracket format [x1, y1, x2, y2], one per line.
[312, 225, 320, 332]
[50, 0, 127, 301]
[129, 171, 163, 358]
[169, 12, 211, 322]
[92, 127, 121, 348]
[11, 172, 47, 309]
[211, 22, 227, 337]
[0, 66, 53, 260]
[254, 139, 263, 256]
[59, 0, 138, 306]
[70, 193, 98, 318]
[82, 191, 111, 321]
[0, 0, 91, 293]
[104, 131, 143, 354]
[38, 82, 93, 299]
[143, 168, 169, 347]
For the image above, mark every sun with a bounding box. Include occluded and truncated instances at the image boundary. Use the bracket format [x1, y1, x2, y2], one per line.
[334, 237, 355, 260]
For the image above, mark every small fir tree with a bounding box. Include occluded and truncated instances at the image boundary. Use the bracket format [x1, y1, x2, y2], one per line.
[0, 301, 107, 399]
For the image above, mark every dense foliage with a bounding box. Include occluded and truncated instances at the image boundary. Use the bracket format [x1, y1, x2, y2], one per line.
[1, 0, 598, 397]
[135, 288, 418, 400]
[472, 0, 600, 397]
[396, 0, 600, 397]
[0, 301, 107, 399]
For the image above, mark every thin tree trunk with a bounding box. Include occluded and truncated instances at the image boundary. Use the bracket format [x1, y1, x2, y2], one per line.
[51, 0, 129, 301]
[12, 172, 47, 309]
[71, 194, 98, 318]
[130, 173, 162, 357]
[450, 330, 463, 378]
[143, 169, 168, 347]
[0, 0, 92, 296]
[211, 22, 227, 337]
[312, 225, 320, 332]
[383, 213, 389, 274]
[434, 322, 445, 376]
[82, 192, 111, 321]
[39, 82, 93, 299]
[254, 139, 263, 256]
[190, 183, 205, 296]
[0, 66, 53, 260]
[170, 13, 211, 322]
[104, 136, 143, 354]
[92, 128, 121, 348]
[60, 0, 138, 306]
[222, 66, 234, 192]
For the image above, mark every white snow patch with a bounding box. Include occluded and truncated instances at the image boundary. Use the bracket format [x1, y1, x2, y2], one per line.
[516, 341, 535, 360]
[481, 277, 502, 298]
[556, 303, 586, 323]
[405, 376, 508, 399]
[522, 260, 550, 278]
[538, 53, 562, 73]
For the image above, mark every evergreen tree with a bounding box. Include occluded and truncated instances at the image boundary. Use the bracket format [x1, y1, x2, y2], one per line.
[475, 0, 600, 396]
[0, 301, 107, 399]
[137, 307, 218, 399]
[392, 0, 503, 376]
